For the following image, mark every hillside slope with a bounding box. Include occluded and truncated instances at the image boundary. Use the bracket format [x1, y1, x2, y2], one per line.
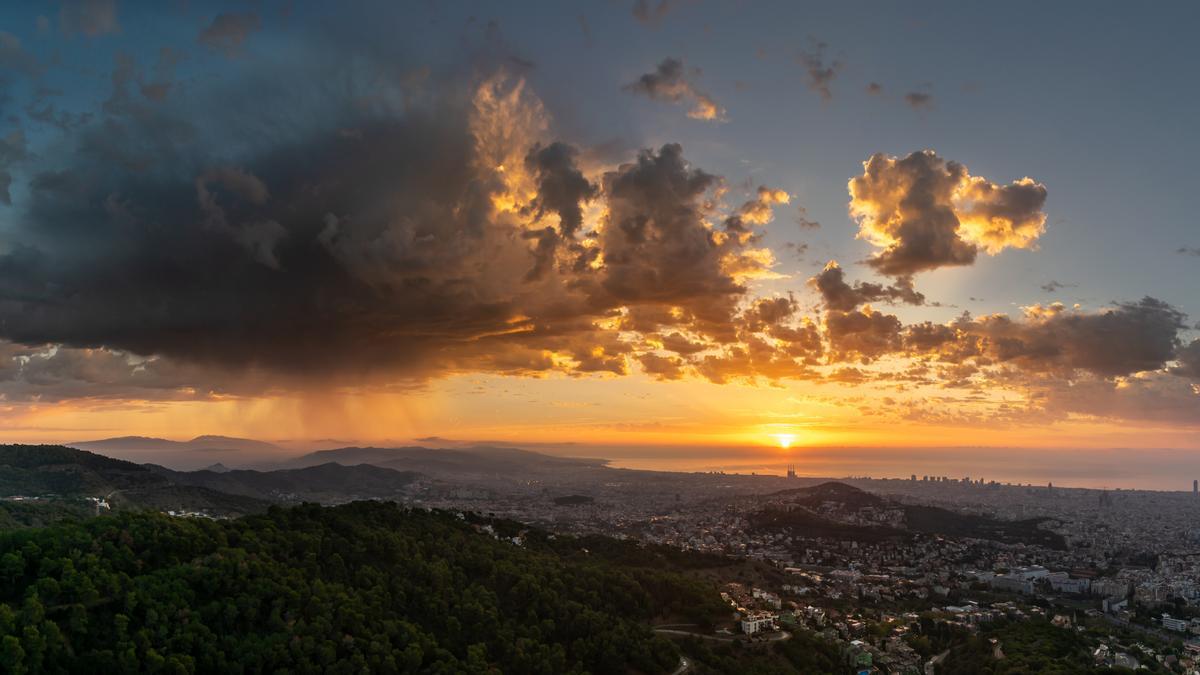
[0, 501, 728, 673]
[149, 462, 422, 502]
[281, 445, 605, 478]
[752, 482, 1066, 550]
[0, 445, 269, 518]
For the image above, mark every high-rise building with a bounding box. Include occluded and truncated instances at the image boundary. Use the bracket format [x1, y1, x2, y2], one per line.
[1193, 479, 1197, 495]
[786, 464, 796, 479]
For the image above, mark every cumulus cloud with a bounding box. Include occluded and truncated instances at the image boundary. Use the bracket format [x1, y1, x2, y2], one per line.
[0, 45, 809, 393]
[797, 41, 841, 100]
[967, 299, 1184, 378]
[638, 352, 685, 380]
[599, 143, 749, 311]
[1171, 339, 1200, 379]
[824, 307, 904, 363]
[198, 12, 262, 57]
[521, 141, 597, 279]
[723, 186, 789, 232]
[810, 261, 925, 311]
[902, 299, 1188, 380]
[0, 4, 1189, 434]
[866, 298, 1199, 425]
[1038, 372, 1200, 426]
[849, 150, 1048, 276]
[624, 58, 726, 121]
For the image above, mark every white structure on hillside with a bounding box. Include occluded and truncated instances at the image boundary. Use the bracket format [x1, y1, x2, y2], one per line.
[740, 611, 775, 635]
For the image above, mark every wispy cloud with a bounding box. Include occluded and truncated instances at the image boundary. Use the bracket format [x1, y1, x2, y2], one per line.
[624, 58, 727, 121]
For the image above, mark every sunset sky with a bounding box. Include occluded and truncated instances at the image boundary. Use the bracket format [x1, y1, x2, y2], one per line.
[0, 1, 1197, 476]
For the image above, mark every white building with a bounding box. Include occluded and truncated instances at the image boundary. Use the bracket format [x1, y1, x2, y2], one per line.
[1162, 614, 1190, 632]
[991, 575, 1034, 594]
[741, 611, 775, 635]
[1046, 572, 1091, 594]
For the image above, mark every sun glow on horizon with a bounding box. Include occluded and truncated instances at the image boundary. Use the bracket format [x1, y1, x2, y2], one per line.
[773, 433, 797, 449]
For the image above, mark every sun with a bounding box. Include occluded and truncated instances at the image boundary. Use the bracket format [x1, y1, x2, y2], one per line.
[773, 433, 797, 449]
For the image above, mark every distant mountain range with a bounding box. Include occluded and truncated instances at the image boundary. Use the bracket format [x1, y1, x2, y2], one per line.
[279, 445, 606, 479]
[0, 445, 424, 521]
[72, 434, 281, 453]
[69, 435, 286, 469]
[0, 445, 269, 516]
[67, 435, 609, 475]
[6, 440, 598, 516]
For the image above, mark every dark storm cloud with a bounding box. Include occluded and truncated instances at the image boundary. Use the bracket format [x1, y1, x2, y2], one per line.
[0, 342, 267, 402]
[809, 261, 924, 311]
[524, 142, 596, 239]
[518, 141, 601, 282]
[0, 130, 28, 205]
[0, 3, 1187, 421]
[0, 30, 796, 391]
[597, 143, 748, 331]
[0, 66, 525, 379]
[198, 12, 262, 57]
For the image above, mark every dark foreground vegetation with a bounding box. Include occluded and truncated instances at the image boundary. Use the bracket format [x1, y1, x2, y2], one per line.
[0, 501, 728, 674]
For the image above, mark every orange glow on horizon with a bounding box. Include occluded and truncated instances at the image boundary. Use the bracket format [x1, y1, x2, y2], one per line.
[773, 433, 797, 449]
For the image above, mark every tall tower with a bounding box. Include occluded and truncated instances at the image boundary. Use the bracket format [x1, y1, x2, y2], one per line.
[786, 464, 796, 479]
[1193, 479, 1197, 495]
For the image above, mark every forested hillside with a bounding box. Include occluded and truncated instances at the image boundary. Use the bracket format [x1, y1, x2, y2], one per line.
[0, 445, 268, 518]
[0, 501, 728, 674]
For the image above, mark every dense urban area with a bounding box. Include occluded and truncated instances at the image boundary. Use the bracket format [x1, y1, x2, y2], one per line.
[4, 440, 1200, 673]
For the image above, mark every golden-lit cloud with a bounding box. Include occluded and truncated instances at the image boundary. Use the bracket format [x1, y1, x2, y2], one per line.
[624, 58, 727, 121]
[0, 20, 1191, 445]
[849, 150, 1048, 275]
[724, 186, 790, 232]
[809, 261, 925, 311]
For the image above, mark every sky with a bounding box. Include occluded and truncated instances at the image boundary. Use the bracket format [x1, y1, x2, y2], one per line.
[0, 1, 1197, 482]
